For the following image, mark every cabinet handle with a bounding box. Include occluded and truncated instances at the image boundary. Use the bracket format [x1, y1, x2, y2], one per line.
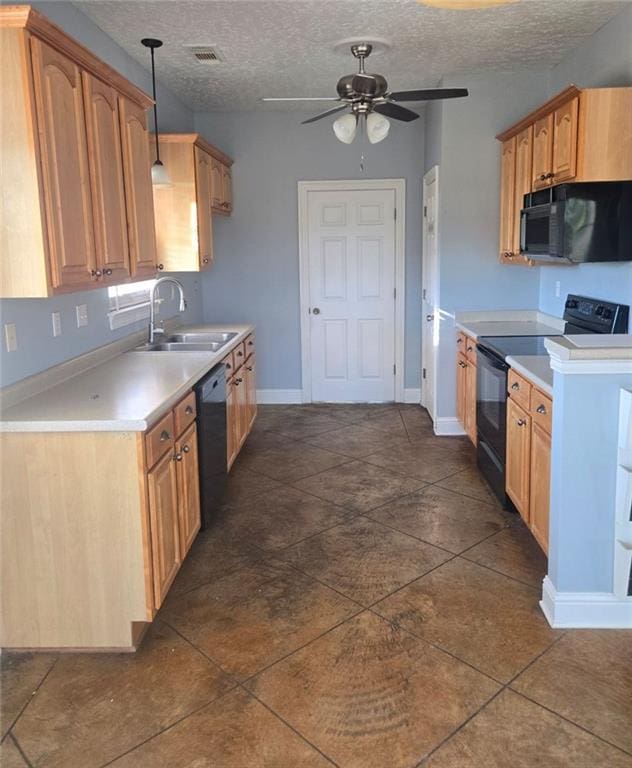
[235, 377, 243, 384]
[503, 251, 514, 259]
[511, 382, 519, 390]
[185, 405, 193, 415]
[536, 404, 547, 414]
[91, 269, 102, 277]
[174, 452, 183, 462]
[457, 338, 463, 345]
[157, 263, 164, 271]
[539, 173, 547, 181]
[182, 444, 190, 453]
[517, 419, 526, 427]
[226, 362, 232, 369]
[246, 366, 253, 371]
[203, 258, 209, 264]
[467, 345, 473, 352]
[237, 351, 243, 357]
[546, 172, 555, 179]
[248, 340, 254, 346]
[458, 361, 467, 368]
[160, 430, 171, 442]
[103, 268, 113, 276]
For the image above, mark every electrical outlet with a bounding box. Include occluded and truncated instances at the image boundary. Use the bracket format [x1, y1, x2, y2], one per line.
[4, 323, 17, 352]
[555, 281, 561, 298]
[76, 304, 88, 328]
[52, 312, 62, 337]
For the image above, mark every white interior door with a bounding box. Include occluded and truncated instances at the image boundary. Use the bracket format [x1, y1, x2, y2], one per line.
[422, 167, 439, 420]
[306, 188, 397, 402]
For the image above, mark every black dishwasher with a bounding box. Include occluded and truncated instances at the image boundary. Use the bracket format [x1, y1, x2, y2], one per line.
[194, 364, 227, 529]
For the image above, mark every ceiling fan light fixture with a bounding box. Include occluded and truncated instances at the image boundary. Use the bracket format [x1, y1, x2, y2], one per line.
[417, 0, 515, 8]
[333, 113, 358, 144]
[366, 112, 390, 144]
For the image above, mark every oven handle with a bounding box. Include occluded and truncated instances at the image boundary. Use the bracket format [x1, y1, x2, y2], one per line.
[476, 344, 510, 372]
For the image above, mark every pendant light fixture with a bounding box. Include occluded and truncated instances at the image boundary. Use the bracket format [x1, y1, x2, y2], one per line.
[141, 37, 171, 187]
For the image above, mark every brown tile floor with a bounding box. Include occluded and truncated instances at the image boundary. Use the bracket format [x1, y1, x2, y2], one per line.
[2, 404, 631, 768]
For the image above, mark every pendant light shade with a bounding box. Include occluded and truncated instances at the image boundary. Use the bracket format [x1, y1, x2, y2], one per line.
[333, 113, 358, 144]
[141, 37, 172, 187]
[366, 112, 390, 144]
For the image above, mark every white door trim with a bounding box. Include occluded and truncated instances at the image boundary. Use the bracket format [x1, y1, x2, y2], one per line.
[298, 179, 406, 403]
[421, 166, 439, 420]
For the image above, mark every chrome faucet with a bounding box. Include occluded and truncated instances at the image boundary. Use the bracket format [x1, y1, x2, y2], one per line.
[149, 277, 186, 343]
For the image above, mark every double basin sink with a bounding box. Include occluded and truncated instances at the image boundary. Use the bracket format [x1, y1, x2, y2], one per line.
[135, 331, 238, 353]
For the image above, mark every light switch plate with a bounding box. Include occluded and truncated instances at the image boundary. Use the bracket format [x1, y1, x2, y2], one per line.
[52, 312, 62, 337]
[76, 304, 88, 328]
[4, 323, 17, 352]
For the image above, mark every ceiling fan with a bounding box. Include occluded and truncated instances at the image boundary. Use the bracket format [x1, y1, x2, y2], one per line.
[263, 43, 468, 144]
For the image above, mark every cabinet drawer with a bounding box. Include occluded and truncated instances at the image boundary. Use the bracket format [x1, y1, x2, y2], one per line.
[244, 333, 255, 359]
[465, 337, 477, 365]
[233, 342, 246, 369]
[174, 391, 196, 437]
[222, 351, 234, 380]
[456, 331, 466, 354]
[530, 389, 553, 435]
[508, 369, 531, 410]
[145, 411, 175, 468]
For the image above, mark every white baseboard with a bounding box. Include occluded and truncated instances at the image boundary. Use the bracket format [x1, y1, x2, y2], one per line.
[256, 389, 303, 405]
[434, 417, 467, 436]
[540, 576, 632, 628]
[403, 388, 421, 404]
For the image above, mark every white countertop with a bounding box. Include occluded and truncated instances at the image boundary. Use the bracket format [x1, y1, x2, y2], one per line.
[505, 355, 553, 396]
[0, 324, 253, 433]
[545, 334, 632, 360]
[456, 320, 564, 340]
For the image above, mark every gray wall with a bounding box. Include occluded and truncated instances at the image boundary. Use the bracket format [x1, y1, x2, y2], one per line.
[0, 1, 203, 388]
[538, 4, 632, 317]
[193, 111, 426, 391]
[431, 70, 549, 418]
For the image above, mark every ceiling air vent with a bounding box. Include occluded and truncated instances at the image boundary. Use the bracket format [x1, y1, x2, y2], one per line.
[184, 45, 223, 63]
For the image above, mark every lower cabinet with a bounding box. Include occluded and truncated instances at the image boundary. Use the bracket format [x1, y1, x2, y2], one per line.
[147, 449, 181, 607]
[506, 369, 552, 554]
[456, 332, 477, 445]
[222, 333, 257, 470]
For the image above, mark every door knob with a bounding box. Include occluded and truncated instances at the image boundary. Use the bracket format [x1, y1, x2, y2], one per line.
[426, 314, 433, 321]
[312, 307, 321, 315]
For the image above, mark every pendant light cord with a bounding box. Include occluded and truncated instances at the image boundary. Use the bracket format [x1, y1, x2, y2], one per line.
[150, 46, 161, 164]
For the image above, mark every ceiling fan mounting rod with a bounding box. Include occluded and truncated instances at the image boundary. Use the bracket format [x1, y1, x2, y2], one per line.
[351, 42, 372, 73]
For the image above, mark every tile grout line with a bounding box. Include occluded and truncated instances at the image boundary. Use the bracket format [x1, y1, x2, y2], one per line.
[7, 732, 34, 768]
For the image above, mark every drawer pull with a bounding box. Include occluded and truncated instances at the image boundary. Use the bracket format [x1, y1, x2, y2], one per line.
[246, 366, 253, 371]
[185, 405, 194, 415]
[160, 430, 171, 442]
[237, 351, 243, 357]
[458, 361, 466, 368]
[182, 444, 190, 453]
[511, 382, 519, 390]
[467, 345, 473, 352]
[174, 452, 183, 462]
[517, 419, 526, 427]
[457, 338, 463, 344]
[536, 404, 547, 414]
[248, 340, 254, 346]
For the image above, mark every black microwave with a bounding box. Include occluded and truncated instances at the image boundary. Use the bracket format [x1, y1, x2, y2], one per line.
[520, 181, 632, 263]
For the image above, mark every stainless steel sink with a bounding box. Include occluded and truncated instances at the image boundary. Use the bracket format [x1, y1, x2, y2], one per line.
[134, 330, 239, 353]
[168, 331, 238, 344]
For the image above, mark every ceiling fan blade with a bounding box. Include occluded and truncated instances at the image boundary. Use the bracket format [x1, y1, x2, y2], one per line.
[262, 97, 339, 102]
[302, 105, 348, 124]
[374, 102, 420, 122]
[351, 73, 377, 96]
[389, 88, 469, 102]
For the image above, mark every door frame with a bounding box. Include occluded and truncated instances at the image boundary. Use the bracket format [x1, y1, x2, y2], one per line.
[421, 166, 439, 420]
[298, 179, 406, 404]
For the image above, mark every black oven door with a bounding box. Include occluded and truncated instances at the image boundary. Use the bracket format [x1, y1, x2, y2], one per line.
[476, 345, 509, 462]
[520, 202, 553, 256]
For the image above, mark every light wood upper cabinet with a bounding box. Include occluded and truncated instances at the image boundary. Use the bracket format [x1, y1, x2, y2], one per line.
[532, 113, 554, 190]
[152, 134, 233, 271]
[30, 37, 97, 291]
[82, 72, 130, 284]
[119, 97, 158, 277]
[147, 450, 181, 608]
[498, 137, 516, 262]
[513, 126, 533, 262]
[194, 146, 214, 270]
[552, 96, 579, 183]
[175, 422, 201, 560]
[221, 164, 233, 214]
[0, 6, 155, 297]
[506, 397, 531, 521]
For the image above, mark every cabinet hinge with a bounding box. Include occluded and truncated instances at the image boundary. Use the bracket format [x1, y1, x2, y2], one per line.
[393, 364, 396, 375]
[393, 287, 396, 300]
[423, 205, 427, 218]
[422, 367, 427, 380]
[422, 288, 427, 300]
[394, 208, 397, 221]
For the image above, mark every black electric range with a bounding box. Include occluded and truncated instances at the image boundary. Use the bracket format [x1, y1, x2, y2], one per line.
[475, 294, 629, 507]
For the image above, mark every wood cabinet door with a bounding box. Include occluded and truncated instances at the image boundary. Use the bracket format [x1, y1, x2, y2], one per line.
[499, 136, 516, 262]
[119, 97, 157, 277]
[456, 353, 467, 428]
[464, 360, 477, 446]
[30, 38, 96, 291]
[194, 147, 214, 270]
[235, 374, 248, 449]
[529, 421, 551, 554]
[147, 451, 181, 608]
[532, 113, 554, 189]
[175, 422, 201, 560]
[245, 355, 257, 432]
[506, 398, 531, 521]
[226, 378, 238, 470]
[210, 157, 223, 210]
[513, 126, 533, 257]
[552, 97, 579, 183]
[221, 164, 232, 213]
[82, 73, 130, 283]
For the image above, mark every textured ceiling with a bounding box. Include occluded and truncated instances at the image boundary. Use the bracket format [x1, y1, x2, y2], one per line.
[73, 0, 627, 111]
